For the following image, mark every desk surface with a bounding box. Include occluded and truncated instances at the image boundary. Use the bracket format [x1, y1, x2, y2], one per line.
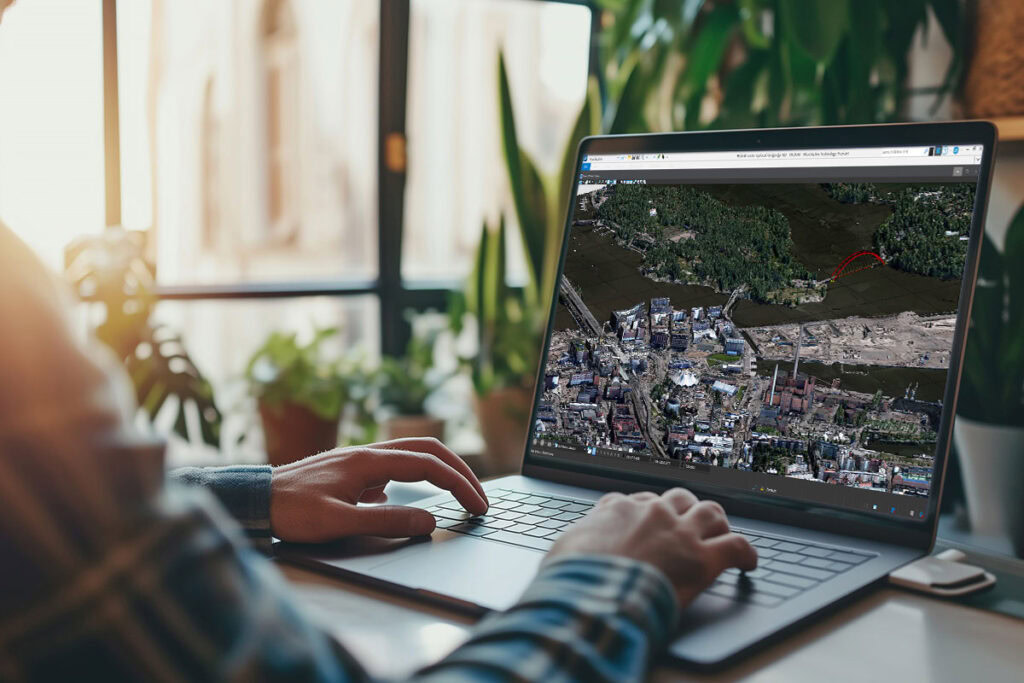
[278, 484, 1024, 682]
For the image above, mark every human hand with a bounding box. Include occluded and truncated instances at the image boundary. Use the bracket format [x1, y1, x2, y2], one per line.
[547, 488, 757, 608]
[270, 438, 488, 543]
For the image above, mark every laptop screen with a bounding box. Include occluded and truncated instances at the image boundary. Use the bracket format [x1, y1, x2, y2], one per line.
[530, 141, 983, 521]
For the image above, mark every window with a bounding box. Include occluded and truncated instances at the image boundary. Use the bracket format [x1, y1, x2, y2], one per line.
[201, 79, 220, 249]
[262, 0, 300, 243]
[402, 0, 591, 282]
[0, 0, 105, 270]
[119, 0, 380, 286]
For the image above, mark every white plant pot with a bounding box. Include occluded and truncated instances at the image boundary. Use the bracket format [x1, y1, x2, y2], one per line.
[952, 415, 1024, 555]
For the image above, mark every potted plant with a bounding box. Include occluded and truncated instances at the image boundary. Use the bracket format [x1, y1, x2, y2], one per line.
[953, 205, 1024, 556]
[64, 227, 223, 447]
[379, 315, 447, 442]
[245, 327, 374, 465]
[447, 53, 599, 474]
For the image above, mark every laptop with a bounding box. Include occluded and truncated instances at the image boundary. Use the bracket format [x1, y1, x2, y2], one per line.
[280, 122, 996, 667]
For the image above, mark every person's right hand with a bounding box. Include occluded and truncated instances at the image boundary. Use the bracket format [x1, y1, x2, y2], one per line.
[547, 488, 757, 608]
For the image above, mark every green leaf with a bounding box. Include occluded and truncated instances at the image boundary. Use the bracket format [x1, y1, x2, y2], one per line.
[778, 0, 850, 63]
[678, 3, 738, 104]
[557, 77, 602, 220]
[607, 53, 652, 134]
[498, 51, 548, 290]
[714, 48, 768, 129]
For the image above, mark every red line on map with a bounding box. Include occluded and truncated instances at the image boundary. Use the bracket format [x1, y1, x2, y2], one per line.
[831, 251, 886, 281]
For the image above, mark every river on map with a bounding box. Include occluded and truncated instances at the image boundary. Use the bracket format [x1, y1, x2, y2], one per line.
[753, 359, 949, 403]
[559, 183, 967, 332]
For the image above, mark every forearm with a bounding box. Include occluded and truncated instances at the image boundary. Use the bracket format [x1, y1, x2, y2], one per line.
[170, 465, 274, 552]
[413, 554, 679, 682]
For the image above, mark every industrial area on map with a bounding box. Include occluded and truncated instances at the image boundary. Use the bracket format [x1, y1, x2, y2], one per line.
[536, 180, 976, 500]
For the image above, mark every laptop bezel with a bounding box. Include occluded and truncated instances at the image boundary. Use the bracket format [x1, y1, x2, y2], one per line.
[520, 121, 997, 551]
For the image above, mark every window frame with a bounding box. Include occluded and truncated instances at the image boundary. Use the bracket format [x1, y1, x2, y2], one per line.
[100, 0, 598, 357]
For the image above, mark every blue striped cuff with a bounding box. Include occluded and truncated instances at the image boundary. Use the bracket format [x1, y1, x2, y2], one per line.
[168, 465, 273, 553]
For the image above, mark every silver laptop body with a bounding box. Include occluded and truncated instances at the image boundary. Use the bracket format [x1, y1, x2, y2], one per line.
[280, 122, 996, 668]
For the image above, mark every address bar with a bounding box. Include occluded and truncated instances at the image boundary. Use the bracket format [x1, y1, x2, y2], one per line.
[586, 155, 981, 170]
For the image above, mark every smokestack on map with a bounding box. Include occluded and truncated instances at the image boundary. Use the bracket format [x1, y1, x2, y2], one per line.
[770, 364, 779, 406]
[792, 324, 802, 379]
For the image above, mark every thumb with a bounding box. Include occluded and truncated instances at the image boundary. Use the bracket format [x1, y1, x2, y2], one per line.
[344, 504, 437, 538]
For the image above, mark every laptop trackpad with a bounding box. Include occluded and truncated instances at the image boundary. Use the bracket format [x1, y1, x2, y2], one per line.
[371, 535, 544, 612]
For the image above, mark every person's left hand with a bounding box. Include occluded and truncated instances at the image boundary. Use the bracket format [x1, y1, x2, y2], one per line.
[269, 438, 488, 543]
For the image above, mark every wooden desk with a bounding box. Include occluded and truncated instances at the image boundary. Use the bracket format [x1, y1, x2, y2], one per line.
[278, 484, 1024, 681]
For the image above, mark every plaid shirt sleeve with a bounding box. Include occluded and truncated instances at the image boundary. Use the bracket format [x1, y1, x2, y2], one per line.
[170, 465, 274, 552]
[0, 220, 680, 682]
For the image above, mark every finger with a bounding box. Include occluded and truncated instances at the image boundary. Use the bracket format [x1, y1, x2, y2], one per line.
[681, 500, 729, 539]
[370, 438, 488, 504]
[704, 532, 758, 573]
[358, 485, 388, 504]
[661, 487, 699, 514]
[596, 492, 626, 507]
[628, 491, 659, 502]
[333, 502, 437, 538]
[359, 449, 488, 516]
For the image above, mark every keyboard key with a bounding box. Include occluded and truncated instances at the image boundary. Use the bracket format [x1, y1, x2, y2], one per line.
[509, 504, 541, 515]
[751, 537, 780, 549]
[773, 552, 804, 563]
[773, 542, 804, 553]
[430, 508, 473, 521]
[435, 518, 463, 529]
[491, 500, 518, 510]
[766, 561, 832, 581]
[516, 514, 545, 525]
[451, 523, 495, 537]
[717, 572, 741, 585]
[740, 567, 771, 579]
[747, 592, 783, 607]
[802, 557, 834, 569]
[828, 560, 854, 572]
[501, 492, 528, 502]
[505, 523, 534, 534]
[554, 511, 584, 522]
[493, 510, 523, 521]
[487, 530, 555, 551]
[562, 503, 591, 513]
[439, 501, 466, 511]
[539, 519, 567, 529]
[532, 508, 562, 518]
[749, 579, 801, 598]
[799, 546, 832, 558]
[756, 548, 780, 559]
[828, 551, 870, 564]
[520, 497, 548, 506]
[762, 572, 817, 589]
[524, 527, 554, 537]
[707, 582, 781, 607]
[539, 499, 570, 509]
[480, 518, 515, 530]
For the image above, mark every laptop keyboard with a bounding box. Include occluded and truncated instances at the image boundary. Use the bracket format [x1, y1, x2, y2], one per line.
[427, 488, 877, 608]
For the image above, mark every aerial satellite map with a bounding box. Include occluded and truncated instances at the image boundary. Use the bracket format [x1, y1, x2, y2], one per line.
[539, 180, 976, 498]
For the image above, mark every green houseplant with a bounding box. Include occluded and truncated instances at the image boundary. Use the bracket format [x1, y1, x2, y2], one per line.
[953, 205, 1024, 555]
[597, 0, 963, 132]
[64, 228, 222, 447]
[379, 316, 448, 442]
[245, 327, 376, 465]
[448, 52, 600, 471]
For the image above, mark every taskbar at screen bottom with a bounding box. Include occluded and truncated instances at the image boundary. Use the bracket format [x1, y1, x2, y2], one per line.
[529, 441, 930, 521]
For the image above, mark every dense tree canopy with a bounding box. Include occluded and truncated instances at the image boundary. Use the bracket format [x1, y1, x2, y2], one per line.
[823, 183, 975, 279]
[597, 184, 813, 302]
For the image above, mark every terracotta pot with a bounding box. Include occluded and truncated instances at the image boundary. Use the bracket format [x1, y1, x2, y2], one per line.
[258, 400, 340, 466]
[963, 0, 1024, 118]
[473, 386, 534, 475]
[384, 415, 446, 442]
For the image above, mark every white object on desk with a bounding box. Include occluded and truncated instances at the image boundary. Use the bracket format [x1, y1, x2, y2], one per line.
[889, 549, 996, 597]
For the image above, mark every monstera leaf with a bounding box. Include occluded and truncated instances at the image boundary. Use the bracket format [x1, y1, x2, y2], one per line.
[65, 228, 223, 446]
